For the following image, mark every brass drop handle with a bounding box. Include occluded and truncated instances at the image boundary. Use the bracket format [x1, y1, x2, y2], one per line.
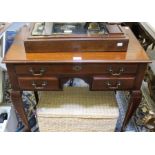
[32, 81, 47, 89]
[29, 68, 45, 76]
[108, 67, 124, 76]
[107, 81, 121, 89]
[72, 65, 82, 71]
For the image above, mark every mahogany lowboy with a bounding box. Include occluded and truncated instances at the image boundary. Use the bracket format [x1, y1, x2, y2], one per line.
[3, 24, 150, 131]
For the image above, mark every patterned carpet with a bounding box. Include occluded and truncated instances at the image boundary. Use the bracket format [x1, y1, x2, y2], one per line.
[3, 75, 150, 132]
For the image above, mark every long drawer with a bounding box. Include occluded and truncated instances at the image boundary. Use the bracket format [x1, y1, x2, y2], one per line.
[91, 76, 135, 90]
[18, 77, 60, 90]
[14, 63, 138, 76]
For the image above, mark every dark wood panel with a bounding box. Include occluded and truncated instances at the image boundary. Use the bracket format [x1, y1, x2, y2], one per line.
[134, 63, 148, 89]
[24, 39, 129, 52]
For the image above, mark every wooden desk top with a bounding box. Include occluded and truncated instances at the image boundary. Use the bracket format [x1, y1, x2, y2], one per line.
[3, 25, 150, 64]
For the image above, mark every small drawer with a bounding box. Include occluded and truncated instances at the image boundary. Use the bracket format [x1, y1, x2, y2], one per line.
[18, 77, 60, 90]
[91, 76, 135, 90]
[105, 64, 138, 76]
[14, 63, 138, 76]
[15, 65, 52, 76]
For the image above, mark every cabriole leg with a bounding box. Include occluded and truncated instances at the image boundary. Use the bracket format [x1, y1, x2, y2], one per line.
[121, 90, 142, 131]
[11, 90, 31, 131]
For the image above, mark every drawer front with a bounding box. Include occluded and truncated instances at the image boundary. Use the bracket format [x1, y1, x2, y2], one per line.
[14, 63, 138, 76]
[18, 77, 60, 90]
[91, 76, 135, 90]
